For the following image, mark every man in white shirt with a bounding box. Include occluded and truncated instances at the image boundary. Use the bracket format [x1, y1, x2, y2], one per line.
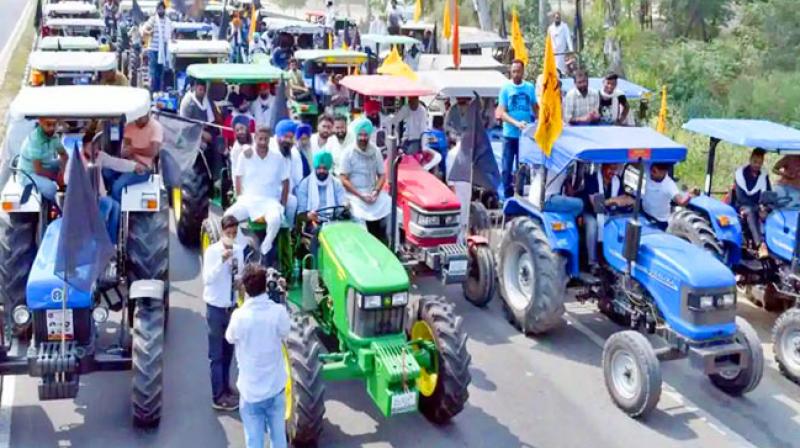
[547, 11, 574, 75]
[310, 114, 334, 154]
[326, 115, 350, 171]
[226, 263, 290, 448]
[563, 70, 601, 125]
[203, 215, 245, 411]
[391, 96, 429, 154]
[249, 83, 274, 130]
[369, 13, 387, 35]
[227, 126, 289, 264]
[643, 163, 691, 230]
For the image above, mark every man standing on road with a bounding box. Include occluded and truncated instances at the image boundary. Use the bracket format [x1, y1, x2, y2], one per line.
[202, 215, 244, 412]
[141, 1, 173, 93]
[547, 11, 573, 75]
[226, 263, 290, 448]
[496, 59, 537, 199]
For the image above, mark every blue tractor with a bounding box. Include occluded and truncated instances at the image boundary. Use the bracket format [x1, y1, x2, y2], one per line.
[492, 126, 763, 417]
[671, 119, 800, 385]
[0, 86, 169, 427]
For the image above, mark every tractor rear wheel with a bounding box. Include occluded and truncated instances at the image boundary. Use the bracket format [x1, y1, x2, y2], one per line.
[709, 317, 764, 395]
[200, 216, 222, 259]
[131, 296, 165, 428]
[602, 331, 662, 418]
[462, 244, 495, 307]
[497, 217, 566, 334]
[667, 209, 725, 260]
[412, 298, 471, 424]
[773, 308, 800, 385]
[176, 157, 210, 247]
[127, 194, 170, 329]
[0, 213, 37, 339]
[285, 314, 325, 447]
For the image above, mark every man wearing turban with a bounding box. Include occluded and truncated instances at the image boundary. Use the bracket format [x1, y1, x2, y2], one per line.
[249, 83, 275, 130]
[296, 151, 347, 241]
[339, 118, 392, 243]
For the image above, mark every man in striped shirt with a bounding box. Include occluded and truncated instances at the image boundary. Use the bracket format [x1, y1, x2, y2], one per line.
[141, 1, 173, 93]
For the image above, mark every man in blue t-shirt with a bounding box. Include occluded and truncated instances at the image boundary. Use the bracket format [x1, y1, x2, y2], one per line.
[497, 60, 538, 199]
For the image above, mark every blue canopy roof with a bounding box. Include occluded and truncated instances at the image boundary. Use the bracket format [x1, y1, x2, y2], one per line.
[520, 126, 687, 173]
[682, 119, 800, 151]
[559, 78, 650, 100]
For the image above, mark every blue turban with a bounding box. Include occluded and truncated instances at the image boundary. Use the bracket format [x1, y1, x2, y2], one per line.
[232, 114, 251, 129]
[313, 151, 333, 169]
[275, 119, 298, 139]
[352, 117, 374, 136]
[296, 123, 312, 140]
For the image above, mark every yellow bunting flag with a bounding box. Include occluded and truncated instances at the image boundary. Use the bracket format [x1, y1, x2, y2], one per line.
[511, 7, 528, 65]
[534, 35, 563, 157]
[414, 0, 422, 22]
[443, 0, 451, 39]
[656, 86, 668, 133]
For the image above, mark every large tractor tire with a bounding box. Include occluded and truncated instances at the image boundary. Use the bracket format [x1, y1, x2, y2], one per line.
[0, 213, 37, 339]
[773, 308, 800, 385]
[175, 157, 210, 247]
[602, 331, 662, 418]
[131, 296, 165, 428]
[285, 314, 325, 447]
[411, 298, 471, 424]
[497, 217, 567, 334]
[200, 216, 222, 258]
[462, 244, 495, 307]
[667, 209, 725, 260]
[709, 317, 764, 395]
[127, 195, 170, 328]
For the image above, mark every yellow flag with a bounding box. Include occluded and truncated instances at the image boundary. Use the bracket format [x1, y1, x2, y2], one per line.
[248, 3, 257, 43]
[414, 0, 422, 22]
[328, 32, 333, 49]
[534, 35, 563, 157]
[656, 86, 668, 133]
[378, 46, 418, 80]
[164, 0, 171, 7]
[443, 0, 451, 39]
[511, 7, 528, 65]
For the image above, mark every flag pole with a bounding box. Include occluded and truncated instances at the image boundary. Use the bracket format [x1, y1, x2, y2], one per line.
[61, 277, 68, 356]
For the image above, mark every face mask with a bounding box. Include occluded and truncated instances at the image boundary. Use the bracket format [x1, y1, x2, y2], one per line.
[316, 172, 329, 182]
[221, 235, 235, 247]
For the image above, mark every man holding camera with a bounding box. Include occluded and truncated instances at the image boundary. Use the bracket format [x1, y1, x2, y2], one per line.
[202, 215, 245, 411]
[226, 263, 290, 448]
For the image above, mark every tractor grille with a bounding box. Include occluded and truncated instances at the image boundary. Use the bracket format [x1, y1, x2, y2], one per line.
[352, 306, 405, 338]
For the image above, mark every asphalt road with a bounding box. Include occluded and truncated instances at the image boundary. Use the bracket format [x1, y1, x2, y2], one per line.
[3, 214, 800, 448]
[0, 0, 30, 53]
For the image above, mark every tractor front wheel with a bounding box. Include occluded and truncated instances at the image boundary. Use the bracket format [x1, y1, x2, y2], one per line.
[412, 298, 471, 424]
[462, 244, 495, 307]
[602, 331, 662, 418]
[176, 157, 210, 247]
[285, 315, 325, 447]
[131, 297, 165, 428]
[0, 213, 37, 340]
[773, 308, 800, 385]
[497, 217, 566, 334]
[709, 317, 764, 395]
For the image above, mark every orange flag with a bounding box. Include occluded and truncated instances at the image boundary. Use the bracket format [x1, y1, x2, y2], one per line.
[534, 35, 563, 157]
[452, 0, 460, 69]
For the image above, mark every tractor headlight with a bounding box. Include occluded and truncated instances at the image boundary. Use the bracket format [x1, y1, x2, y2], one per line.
[361, 294, 383, 309]
[391, 292, 409, 307]
[92, 306, 109, 323]
[12, 305, 31, 325]
[443, 214, 459, 226]
[689, 294, 716, 311]
[721, 293, 736, 308]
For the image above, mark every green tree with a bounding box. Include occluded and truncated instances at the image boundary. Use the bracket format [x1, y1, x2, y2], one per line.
[657, 0, 735, 41]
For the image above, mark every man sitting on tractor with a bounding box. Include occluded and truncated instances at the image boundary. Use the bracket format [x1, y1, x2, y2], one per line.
[19, 118, 68, 201]
[99, 68, 129, 87]
[230, 115, 254, 169]
[179, 81, 218, 151]
[772, 154, 800, 208]
[733, 148, 771, 258]
[580, 163, 633, 272]
[390, 95, 429, 154]
[295, 123, 314, 178]
[310, 114, 334, 155]
[445, 97, 471, 140]
[328, 114, 350, 171]
[296, 151, 347, 254]
[340, 118, 391, 243]
[598, 72, 631, 126]
[286, 58, 312, 102]
[326, 74, 350, 113]
[228, 126, 290, 265]
[642, 162, 692, 230]
[223, 93, 256, 148]
[113, 111, 161, 201]
[250, 83, 274, 130]
[563, 70, 600, 125]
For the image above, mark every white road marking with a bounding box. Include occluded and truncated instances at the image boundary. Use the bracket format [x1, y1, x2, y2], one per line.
[0, 0, 36, 87]
[564, 311, 759, 448]
[0, 373, 16, 448]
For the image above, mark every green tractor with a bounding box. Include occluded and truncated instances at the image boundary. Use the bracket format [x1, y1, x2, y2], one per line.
[201, 209, 471, 446]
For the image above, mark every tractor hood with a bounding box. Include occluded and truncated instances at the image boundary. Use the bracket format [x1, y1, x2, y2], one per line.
[637, 233, 734, 290]
[318, 222, 409, 294]
[394, 157, 460, 212]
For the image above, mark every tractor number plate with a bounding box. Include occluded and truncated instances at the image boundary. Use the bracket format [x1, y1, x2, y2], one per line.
[448, 259, 468, 276]
[46, 310, 74, 341]
[390, 391, 418, 415]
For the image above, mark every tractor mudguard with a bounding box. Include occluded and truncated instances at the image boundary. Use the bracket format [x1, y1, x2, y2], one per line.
[503, 197, 579, 276]
[120, 174, 163, 212]
[687, 195, 742, 264]
[129, 279, 165, 301]
[765, 209, 798, 263]
[602, 217, 737, 341]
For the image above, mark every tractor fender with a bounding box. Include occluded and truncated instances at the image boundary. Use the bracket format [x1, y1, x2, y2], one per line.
[120, 174, 163, 213]
[129, 279, 165, 301]
[503, 197, 579, 276]
[686, 195, 742, 264]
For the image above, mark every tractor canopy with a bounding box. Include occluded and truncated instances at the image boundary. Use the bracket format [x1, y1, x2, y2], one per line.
[419, 69, 508, 98]
[560, 78, 650, 100]
[317, 222, 409, 294]
[186, 63, 285, 84]
[293, 49, 368, 67]
[360, 34, 421, 55]
[417, 54, 505, 72]
[683, 119, 800, 152]
[28, 50, 117, 73]
[262, 17, 327, 35]
[119, 0, 158, 13]
[37, 36, 100, 51]
[459, 26, 510, 50]
[173, 22, 215, 34]
[44, 17, 106, 30]
[520, 126, 688, 174]
[169, 40, 231, 59]
[340, 75, 434, 98]
[10, 85, 151, 121]
[44, 2, 98, 17]
[395, 157, 460, 211]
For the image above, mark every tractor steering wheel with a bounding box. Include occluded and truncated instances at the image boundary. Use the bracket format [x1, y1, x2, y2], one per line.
[302, 205, 350, 224]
